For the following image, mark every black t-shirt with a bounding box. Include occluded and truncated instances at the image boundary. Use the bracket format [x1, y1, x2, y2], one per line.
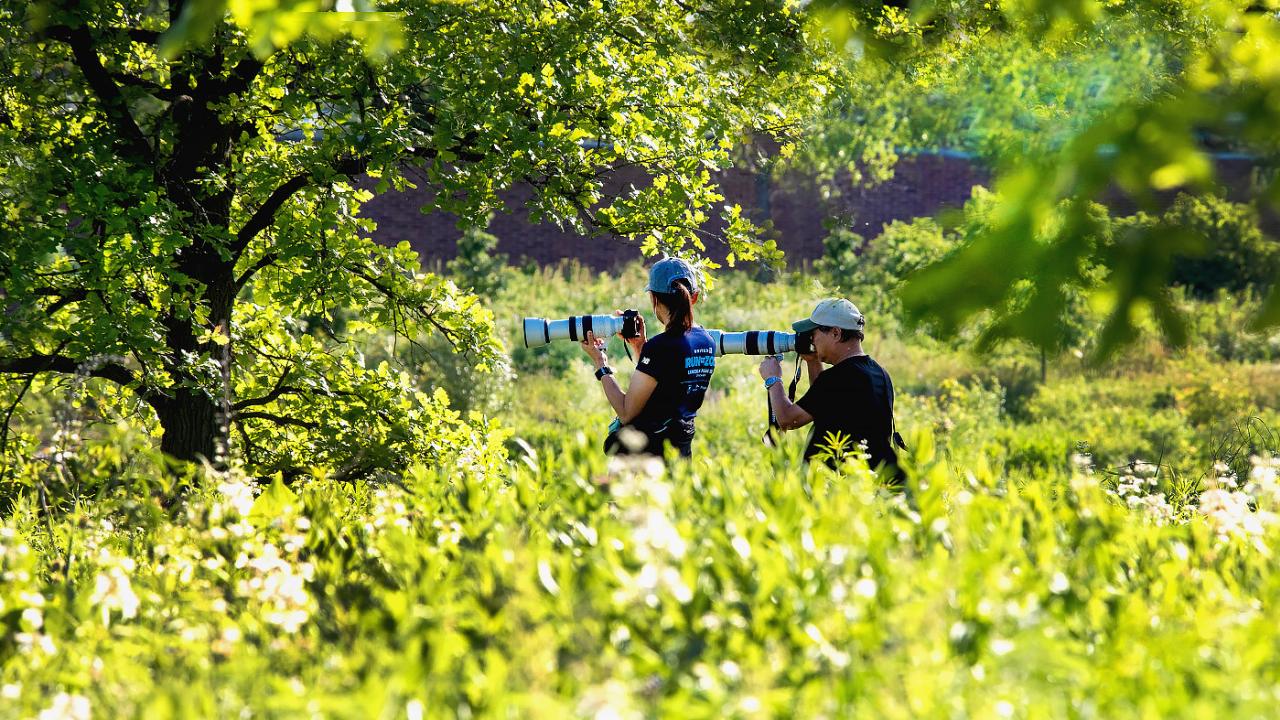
[630, 326, 717, 434]
[796, 355, 898, 467]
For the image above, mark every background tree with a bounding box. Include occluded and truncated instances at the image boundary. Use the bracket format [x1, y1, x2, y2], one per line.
[0, 0, 832, 474]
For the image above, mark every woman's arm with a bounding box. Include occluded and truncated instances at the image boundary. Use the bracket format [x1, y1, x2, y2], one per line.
[606, 371, 657, 424]
[582, 331, 658, 424]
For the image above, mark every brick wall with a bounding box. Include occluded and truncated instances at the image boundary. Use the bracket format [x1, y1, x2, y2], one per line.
[357, 153, 1271, 270]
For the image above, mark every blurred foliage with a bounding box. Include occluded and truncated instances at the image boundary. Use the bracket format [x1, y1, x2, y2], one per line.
[790, 0, 1280, 358]
[794, 0, 1196, 186]
[816, 187, 1107, 356]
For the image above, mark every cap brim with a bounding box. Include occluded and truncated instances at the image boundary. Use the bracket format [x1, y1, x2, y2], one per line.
[791, 318, 819, 332]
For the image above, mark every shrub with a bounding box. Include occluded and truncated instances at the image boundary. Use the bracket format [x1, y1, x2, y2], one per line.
[1161, 193, 1280, 297]
[447, 219, 509, 297]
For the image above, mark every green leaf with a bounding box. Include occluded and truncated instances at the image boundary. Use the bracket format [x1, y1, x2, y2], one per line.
[249, 473, 299, 526]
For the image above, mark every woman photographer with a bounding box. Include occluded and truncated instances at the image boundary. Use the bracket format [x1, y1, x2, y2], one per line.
[580, 257, 717, 458]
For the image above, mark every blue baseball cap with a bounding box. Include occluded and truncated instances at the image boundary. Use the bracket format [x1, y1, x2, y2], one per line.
[645, 256, 700, 294]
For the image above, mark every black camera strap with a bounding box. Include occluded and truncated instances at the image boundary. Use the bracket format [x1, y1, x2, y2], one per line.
[763, 355, 802, 447]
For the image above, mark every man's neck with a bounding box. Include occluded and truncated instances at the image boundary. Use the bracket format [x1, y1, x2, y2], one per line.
[829, 342, 866, 364]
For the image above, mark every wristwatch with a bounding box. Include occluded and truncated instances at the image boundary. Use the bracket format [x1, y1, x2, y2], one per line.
[764, 375, 783, 390]
[595, 366, 614, 381]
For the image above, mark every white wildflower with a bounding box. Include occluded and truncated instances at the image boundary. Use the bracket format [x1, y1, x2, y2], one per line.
[16, 632, 56, 656]
[21, 606, 43, 629]
[236, 543, 313, 633]
[630, 508, 686, 560]
[217, 478, 258, 518]
[37, 692, 90, 720]
[575, 680, 640, 720]
[1049, 572, 1070, 595]
[1245, 455, 1280, 508]
[1070, 453, 1094, 475]
[89, 567, 140, 625]
[853, 577, 877, 599]
[990, 638, 1015, 656]
[1199, 486, 1274, 541]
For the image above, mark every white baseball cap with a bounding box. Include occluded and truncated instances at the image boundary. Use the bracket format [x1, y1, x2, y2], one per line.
[792, 298, 865, 333]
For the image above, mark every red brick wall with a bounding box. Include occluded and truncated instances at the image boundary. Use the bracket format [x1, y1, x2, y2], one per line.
[357, 153, 1270, 270]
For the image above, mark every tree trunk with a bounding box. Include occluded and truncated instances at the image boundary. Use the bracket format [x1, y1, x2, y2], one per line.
[154, 273, 236, 468]
[156, 388, 222, 465]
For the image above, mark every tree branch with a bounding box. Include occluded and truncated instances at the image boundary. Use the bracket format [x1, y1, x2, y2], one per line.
[231, 155, 371, 258]
[0, 353, 135, 388]
[220, 56, 264, 96]
[234, 411, 320, 430]
[109, 71, 177, 101]
[235, 250, 280, 289]
[232, 174, 309, 255]
[58, 25, 153, 164]
[0, 373, 38, 481]
[126, 28, 162, 45]
[232, 367, 297, 411]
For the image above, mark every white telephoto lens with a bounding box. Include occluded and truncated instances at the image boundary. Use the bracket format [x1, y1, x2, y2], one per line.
[522, 314, 627, 347]
[709, 330, 795, 356]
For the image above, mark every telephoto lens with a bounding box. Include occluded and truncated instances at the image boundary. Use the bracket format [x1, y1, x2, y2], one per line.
[522, 312, 638, 348]
[707, 330, 795, 357]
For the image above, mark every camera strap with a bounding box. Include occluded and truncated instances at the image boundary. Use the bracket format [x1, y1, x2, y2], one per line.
[763, 356, 802, 447]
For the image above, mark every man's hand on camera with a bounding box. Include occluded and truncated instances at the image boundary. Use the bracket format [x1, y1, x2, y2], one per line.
[758, 355, 782, 381]
[580, 331, 607, 369]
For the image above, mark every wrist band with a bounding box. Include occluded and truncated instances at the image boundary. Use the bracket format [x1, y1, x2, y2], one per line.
[764, 375, 783, 389]
[595, 366, 614, 381]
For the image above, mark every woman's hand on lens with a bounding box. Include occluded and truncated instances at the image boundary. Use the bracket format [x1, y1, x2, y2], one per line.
[758, 355, 782, 381]
[581, 331, 607, 368]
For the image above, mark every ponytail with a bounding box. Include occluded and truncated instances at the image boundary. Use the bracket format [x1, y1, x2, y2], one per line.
[654, 279, 694, 334]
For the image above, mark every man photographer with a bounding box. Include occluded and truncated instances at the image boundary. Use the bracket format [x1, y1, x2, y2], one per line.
[758, 299, 903, 479]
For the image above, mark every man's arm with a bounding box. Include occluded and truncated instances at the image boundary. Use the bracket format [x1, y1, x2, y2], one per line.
[804, 356, 823, 382]
[769, 381, 814, 430]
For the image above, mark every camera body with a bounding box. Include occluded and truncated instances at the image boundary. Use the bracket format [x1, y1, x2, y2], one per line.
[619, 309, 641, 340]
[794, 329, 815, 356]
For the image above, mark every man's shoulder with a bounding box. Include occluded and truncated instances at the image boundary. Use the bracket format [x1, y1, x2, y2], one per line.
[824, 355, 892, 389]
[843, 354, 889, 373]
